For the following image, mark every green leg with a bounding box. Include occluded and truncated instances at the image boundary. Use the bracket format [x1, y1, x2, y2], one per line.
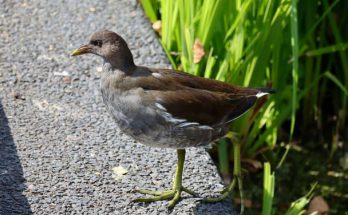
[204, 140, 244, 214]
[133, 149, 197, 209]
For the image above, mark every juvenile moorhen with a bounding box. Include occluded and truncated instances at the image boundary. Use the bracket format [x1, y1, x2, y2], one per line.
[71, 30, 273, 209]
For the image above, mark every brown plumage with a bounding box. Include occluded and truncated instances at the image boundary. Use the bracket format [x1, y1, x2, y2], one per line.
[131, 67, 262, 126]
[71, 30, 274, 208]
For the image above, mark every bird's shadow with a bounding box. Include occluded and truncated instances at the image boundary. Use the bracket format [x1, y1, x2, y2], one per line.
[193, 199, 237, 215]
[0, 99, 32, 214]
[130, 195, 237, 214]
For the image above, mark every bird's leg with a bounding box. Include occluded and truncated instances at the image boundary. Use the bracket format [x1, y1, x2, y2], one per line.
[204, 140, 244, 214]
[133, 149, 197, 208]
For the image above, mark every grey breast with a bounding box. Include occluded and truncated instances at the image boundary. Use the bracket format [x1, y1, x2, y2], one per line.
[99, 66, 226, 148]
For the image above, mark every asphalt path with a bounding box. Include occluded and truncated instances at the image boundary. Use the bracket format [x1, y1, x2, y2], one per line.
[0, 0, 235, 214]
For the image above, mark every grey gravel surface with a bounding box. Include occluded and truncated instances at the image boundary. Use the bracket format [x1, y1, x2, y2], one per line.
[0, 0, 236, 214]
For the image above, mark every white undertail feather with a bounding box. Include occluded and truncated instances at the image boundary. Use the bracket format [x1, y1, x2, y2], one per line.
[256, 91, 270, 98]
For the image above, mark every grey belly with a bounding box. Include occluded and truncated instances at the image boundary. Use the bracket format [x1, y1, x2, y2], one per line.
[101, 89, 226, 148]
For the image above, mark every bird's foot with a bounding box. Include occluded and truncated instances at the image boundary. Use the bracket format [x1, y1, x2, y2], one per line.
[203, 176, 237, 203]
[203, 175, 245, 214]
[133, 186, 198, 208]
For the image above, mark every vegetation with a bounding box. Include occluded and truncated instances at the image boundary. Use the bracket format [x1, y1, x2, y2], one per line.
[141, 0, 348, 213]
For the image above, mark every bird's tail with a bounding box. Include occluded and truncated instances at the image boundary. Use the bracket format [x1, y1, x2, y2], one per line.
[255, 87, 275, 94]
[254, 87, 275, 98]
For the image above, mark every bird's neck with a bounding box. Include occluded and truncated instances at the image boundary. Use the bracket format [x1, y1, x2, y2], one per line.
[106, 49, 136, 74]
[103, 60, 135, 76]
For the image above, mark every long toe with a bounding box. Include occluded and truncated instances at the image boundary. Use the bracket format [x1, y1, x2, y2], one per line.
[135, 189, 173, 196]
[133, 185, 197, 207]
[203, 177, 236, 203]
[203, 191, 231, 203]
[133, 191, 175, 203]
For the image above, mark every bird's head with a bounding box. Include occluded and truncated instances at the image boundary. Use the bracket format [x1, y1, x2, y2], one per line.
[71, 30, 135, 70]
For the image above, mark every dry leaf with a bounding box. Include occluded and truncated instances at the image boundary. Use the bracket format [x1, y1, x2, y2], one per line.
[193, 38, 205, 64]
[130, 11, 137, 17]
[63, 76, 72, 83]
[152, 180, 163, 186]
[242, 158, 262, 169]
[306, 196, 329, 215]
[32, 99, 63, 114]
[32, 99, 49, 111]
[233, 198, 253, 208]
[112, 166, 128, 180]
[152, 20, 161, 33]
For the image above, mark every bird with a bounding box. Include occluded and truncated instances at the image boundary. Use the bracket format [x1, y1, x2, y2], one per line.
[71, 30, 274, 209]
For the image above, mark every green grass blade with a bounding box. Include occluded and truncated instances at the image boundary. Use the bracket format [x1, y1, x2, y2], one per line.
[140, 0, 158, 22]
[262, 162, 275, 215]
[300, 0, 340, 50]
[324, 72, 348, 96]
[290, 0, 299, 140]
[323, 0, 348, 127]
[305, 42, 348, 57]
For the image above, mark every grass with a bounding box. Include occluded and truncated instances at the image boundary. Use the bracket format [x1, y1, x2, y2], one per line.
[142, 0, 294, 158]
[262, 162, 275, 215]
[140, 0, 348, 213]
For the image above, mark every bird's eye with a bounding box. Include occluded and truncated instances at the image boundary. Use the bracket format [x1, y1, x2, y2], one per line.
[91, 40, 102, 47]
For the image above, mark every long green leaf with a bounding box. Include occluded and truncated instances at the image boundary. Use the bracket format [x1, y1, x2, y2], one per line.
[262, 162, 275, 215]
[290, 0, 299, 139]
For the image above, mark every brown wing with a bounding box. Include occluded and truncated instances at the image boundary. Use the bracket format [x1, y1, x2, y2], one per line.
[130, 67, 264, 95]
[128, 67, 270, 126]
[151, 68, 260, 95]
[151, 89, 257, 126]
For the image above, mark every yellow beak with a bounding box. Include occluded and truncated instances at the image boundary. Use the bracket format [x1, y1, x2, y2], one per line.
[71, 44, 92, 56]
